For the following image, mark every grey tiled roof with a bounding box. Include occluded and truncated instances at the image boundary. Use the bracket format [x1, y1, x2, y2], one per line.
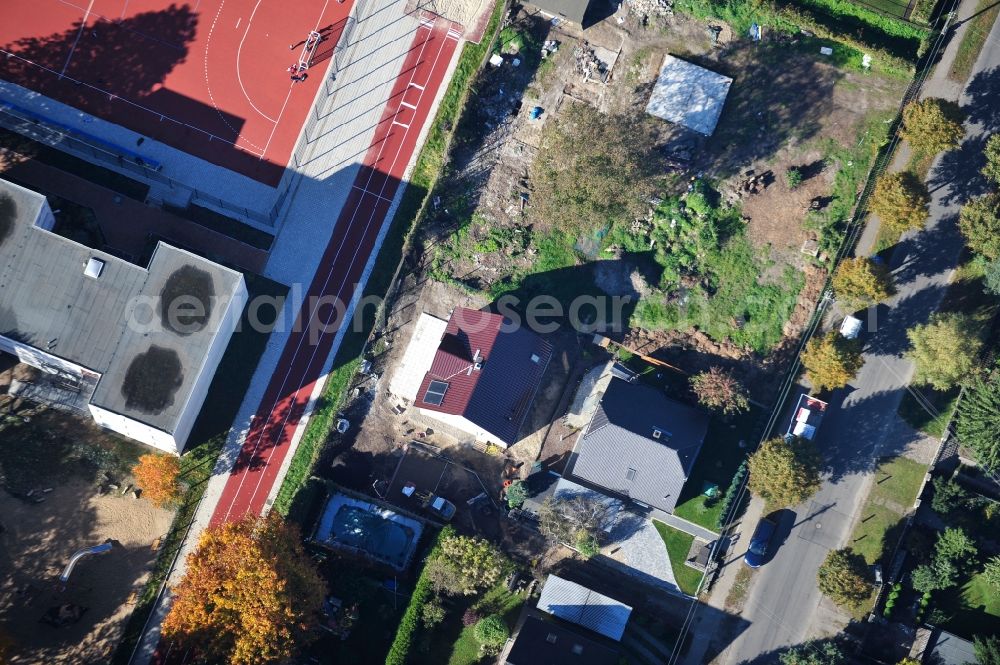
[537, 575, 632, 641]
[527, 0, 592, 24]
[569, 377, 708, 513]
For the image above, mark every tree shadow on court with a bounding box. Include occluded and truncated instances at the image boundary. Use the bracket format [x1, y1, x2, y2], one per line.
[3, 6, 199, 113]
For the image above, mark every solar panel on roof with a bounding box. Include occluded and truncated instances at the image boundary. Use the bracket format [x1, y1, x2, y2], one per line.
[424, 380, 449, 405]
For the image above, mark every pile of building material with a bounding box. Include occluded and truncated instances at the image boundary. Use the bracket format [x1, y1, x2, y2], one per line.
[737, 169, 773, 196]
[626, 0, 673, 17]
[574, 44, 607, 83]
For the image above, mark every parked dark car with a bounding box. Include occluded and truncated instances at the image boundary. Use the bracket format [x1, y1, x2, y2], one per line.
[744, 516, 778, 568]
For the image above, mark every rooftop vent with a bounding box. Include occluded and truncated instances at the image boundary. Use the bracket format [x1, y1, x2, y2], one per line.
[546, 633, 558, 644]
[530, 353, 541, 363]
[572, 644, 584, 655]
[84, 257, 105, 278]
[652, 427, 671, 441]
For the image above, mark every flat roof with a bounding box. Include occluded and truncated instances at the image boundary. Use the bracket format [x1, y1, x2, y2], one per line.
[646, 54, 732, 136]
[507, 616, 620, 665]
[0, 178, 244, 433]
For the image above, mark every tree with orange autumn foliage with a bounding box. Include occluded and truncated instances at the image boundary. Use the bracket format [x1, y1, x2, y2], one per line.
[132, 454, 181, 507]
[162, 514, 324, 665]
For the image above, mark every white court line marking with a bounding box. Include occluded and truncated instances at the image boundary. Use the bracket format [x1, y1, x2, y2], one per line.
[235, 17, 241, 29]
[392, 119, 409, 128]
[352, 184, 393, 203]
[409, 82, 425, 90]
[254, 0, 331, 157]
[227, 20, 447, 520]
[61, 0, 95, 78]
[235, 0, 277, 122]
[400, 101, 416, 109]
[1, 49, 264, 155]
[203, 0, 268, 152]
[259, 87, 294, 157]
[119, 0, 131, 20]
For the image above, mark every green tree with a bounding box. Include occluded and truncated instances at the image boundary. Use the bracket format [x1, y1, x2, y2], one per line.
[956, 372, 1000, 472]
[505, 480, 527, 509]
[984, 257, 1000, 295]
[421, 597, 446, 628]
[747, 437, 822, 509]
[982, 555, 1000, 589]
[832, 257, 894, 311]
[430, 534, 505, 596]
[817, 548, 873, 607]
[974, 635, 1000, 665]
[778, 640, 846, 665]
[906, 313, 982, 390]
[473, 615, 510, 650]
[870, 172, 930, 235]
[935, 527, 978, 562]
[900, 98, 965, 154]
[931, 476, 970, 515]
[911, 558, 958, 593]
[800, 331, 864, 392]
[983, 133, 1000, 184]
[959, 193, 1000, 260]
[690, 366, 750, 416]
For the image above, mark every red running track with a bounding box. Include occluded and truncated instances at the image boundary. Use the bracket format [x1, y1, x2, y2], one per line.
[0, 0, 352, 185]
[153, 13, 459, 664]
[211, 15, 460, 525]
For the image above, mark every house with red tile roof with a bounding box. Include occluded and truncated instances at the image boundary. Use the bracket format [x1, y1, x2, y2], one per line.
[389, 307, 553, 447]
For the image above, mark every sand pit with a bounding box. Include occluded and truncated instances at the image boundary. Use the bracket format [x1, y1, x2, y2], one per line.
[0, 478, 174, 663]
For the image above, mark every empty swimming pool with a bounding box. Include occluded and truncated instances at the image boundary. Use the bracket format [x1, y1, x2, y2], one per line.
[312, 492, 423, 571]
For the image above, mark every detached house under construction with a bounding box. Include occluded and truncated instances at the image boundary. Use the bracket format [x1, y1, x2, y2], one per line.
[390, 307, 553, 447]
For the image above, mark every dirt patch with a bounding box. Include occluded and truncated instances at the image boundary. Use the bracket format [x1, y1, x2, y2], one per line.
[0, 477, 173, 663]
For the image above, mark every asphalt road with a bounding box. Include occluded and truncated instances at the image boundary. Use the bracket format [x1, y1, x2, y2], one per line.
[724, 15, 1000, 663]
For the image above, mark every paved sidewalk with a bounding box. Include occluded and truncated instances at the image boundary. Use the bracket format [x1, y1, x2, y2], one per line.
[652, 509, 721, 542]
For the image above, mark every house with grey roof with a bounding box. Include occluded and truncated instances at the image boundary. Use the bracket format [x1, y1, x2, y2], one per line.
[506, 616, 621, 665]
[566, 367, 709, 513]
[0, 177, 246, 453]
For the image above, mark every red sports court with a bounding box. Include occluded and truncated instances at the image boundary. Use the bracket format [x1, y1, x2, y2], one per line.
[0, 0, 352, 185]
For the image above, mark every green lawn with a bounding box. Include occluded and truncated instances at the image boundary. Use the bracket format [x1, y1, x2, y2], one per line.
[940, 571, 1000, 639]
[848, 456, 927, 565]
[672, 406, 762, 531]
[898, 387, 959, 439]
[413, 583, 526, 665]
[654, 521, 705, 596]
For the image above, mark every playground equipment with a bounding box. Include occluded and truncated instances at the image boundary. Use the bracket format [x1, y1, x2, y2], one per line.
[59, 541, 113, 584]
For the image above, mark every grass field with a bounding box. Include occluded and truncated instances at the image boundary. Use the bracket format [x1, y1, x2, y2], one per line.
[852, 0, 910, 19]
[414, 583, 526, 665]
[898, 386, 958, 438]
[940, 571, 1000, 638]
[654, 521, 705, 596]
[848, 456, 927, 565]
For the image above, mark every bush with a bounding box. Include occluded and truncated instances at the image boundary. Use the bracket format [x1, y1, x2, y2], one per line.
[832, 257, 895, 311]
[906, 312, 983, 390]
[132, 454, 181, 508]
[505, 481, 527, 509]
[786, 167, 804, 189]
[473, 615, 509, 647]
[959, 193, 1000, 260]
[421, 598, 446, 628]
[801, 331, 864, 392]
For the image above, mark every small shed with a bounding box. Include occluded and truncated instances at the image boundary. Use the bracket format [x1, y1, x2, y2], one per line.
[646, 54, 733, 136]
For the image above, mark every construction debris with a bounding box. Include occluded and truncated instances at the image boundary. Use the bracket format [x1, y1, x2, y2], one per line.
[626, 0, 673, 17]
[737, 169, 774, 197]
[574, 43, 610, 83]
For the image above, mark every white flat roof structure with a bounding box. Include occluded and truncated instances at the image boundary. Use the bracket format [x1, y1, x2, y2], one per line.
[646, 54, 733, 136]
[389, 312, 448, 401]
[537, 575, 632, 641]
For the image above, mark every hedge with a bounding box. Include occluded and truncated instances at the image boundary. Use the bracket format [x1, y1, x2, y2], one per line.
[385, 526, 453, 665]
[716, 461, 749, 530]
